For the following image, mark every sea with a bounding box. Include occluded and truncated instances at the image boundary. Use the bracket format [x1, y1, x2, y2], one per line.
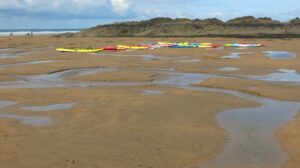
[0, 29, 80, 36]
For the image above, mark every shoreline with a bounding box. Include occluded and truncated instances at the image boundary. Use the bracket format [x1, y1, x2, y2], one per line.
[0, 30, 79, 37]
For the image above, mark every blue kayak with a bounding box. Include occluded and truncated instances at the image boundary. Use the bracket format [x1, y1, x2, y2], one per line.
[169, 45, 197, 48]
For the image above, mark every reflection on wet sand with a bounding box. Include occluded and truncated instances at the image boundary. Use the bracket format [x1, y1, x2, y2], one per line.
[0, 47, 52, 59]
[0, 100, 75, 126]
[248, 69, 300, 84]
[221, 52, 252, 59]
[21, 103, 76, 112]
[264, 51, 296, 60]
[0, 113, 52, 126]
[141, 90, 165, 95]
[218, 67, 240, 71]
[0, 60, 55, 69]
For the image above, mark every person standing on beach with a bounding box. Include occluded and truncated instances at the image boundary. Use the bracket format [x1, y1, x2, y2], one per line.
[10, 32, 13, 36]
[30, 31, 33, 36]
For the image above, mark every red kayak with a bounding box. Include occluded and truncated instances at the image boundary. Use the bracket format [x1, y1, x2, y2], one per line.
[103, 46, 120, 51]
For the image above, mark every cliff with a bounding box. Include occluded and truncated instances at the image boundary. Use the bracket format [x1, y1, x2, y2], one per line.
[77, 16, 300, 38]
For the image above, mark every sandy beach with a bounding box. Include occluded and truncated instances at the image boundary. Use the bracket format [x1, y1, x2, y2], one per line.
[0, 36, 299, 168]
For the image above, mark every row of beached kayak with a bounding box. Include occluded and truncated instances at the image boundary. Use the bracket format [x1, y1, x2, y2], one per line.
[56, 42, 265, 53]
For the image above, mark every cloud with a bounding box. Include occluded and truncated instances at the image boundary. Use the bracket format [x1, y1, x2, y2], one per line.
[0, 0, 299, 29]
[0, 0, 108, 12]
[0, 0, 232, 28]
[0, 0, 173, 22]
[111, 0, 131, 14]
[0, 0, 23, 9]
[0, 0, 130, 20]
[0, 0, 186, 16]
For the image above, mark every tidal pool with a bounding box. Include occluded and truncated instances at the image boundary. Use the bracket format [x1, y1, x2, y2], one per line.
[0, 47, 49, 59]
[21, 60, 55, 65]
[248, 69, 300, 84]
[141, 90, 165, 95]
[0, 53, 20, 59]
[153, 72, 214, 86]
[221, 52, 252, 59]
[219, 67, 240, 71]
[21, 103, 76, 112]
[0, 100, 17, 108]
[0, 65, 300, 167]
[0, 48, 14, 52]
[194, 87, 300, 168]
[0, 60, 54, 69]
[152, 71, 300, 168]
[92, 53, 188, 61]
[174, 59, 201, 63]
[0, 67, 145, 88]
[0, 100, 51, 126]
[142, 55, 165, 60]
[0, 113, 52, 126]
[264, 51, 296, 60]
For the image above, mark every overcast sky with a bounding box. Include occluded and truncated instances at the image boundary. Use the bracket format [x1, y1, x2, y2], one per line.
[0, 0, 299, 29]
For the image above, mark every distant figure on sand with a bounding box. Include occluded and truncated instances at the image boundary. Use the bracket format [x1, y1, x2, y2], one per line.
[31, 31, 33, 36]
[10, 32, 13, 36]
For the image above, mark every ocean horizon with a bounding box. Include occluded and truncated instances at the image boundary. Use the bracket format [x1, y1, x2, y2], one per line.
[0, 29, 80, 36]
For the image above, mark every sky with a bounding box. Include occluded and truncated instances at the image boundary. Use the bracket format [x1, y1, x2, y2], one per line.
[0, 0, 299, 29]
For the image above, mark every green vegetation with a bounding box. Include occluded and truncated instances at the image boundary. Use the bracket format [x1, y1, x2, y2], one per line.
[76, 16, 300, 38]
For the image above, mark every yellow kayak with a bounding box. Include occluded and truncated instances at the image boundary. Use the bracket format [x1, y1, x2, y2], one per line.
[56, 48, 103, 53]
[198, 43, 219, 48]
[177, 42, 189, 46]
[157, 42, 172, 45]
[157, 42, 175, 47]
[117, 45, 149, 50]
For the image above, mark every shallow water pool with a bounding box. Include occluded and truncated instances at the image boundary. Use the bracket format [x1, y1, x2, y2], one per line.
[264, 51, 296, 60]
[221, 52, 252, 59]
[141, 90, 165, 95]
[21, 103, 76, 112]
[0, 113, 52, 126]
[174, 59, 201, 63]
[218, 67, 240, 71]
[248, 69, 300, 84]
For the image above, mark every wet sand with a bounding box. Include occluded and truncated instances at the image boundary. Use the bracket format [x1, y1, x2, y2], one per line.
[0, 36, 300, 168]
[198, 78, 300, 101]
[276, 113, 300, 168]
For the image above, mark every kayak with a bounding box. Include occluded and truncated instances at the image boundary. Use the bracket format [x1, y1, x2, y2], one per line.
[149, 45, 163, 49]
[225, 43, 265, 47]
[103, 46, 123, 51]
[56, 48, 103, 53]
[198, 43, 219, 48]
[117, 45, 149, 50]
[130, 46, 149, 50]
[159, 42, 219, 48]
[157, 42, 175, 47]
[169, 45, 197, 48]
[177, 42, 189, 46]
